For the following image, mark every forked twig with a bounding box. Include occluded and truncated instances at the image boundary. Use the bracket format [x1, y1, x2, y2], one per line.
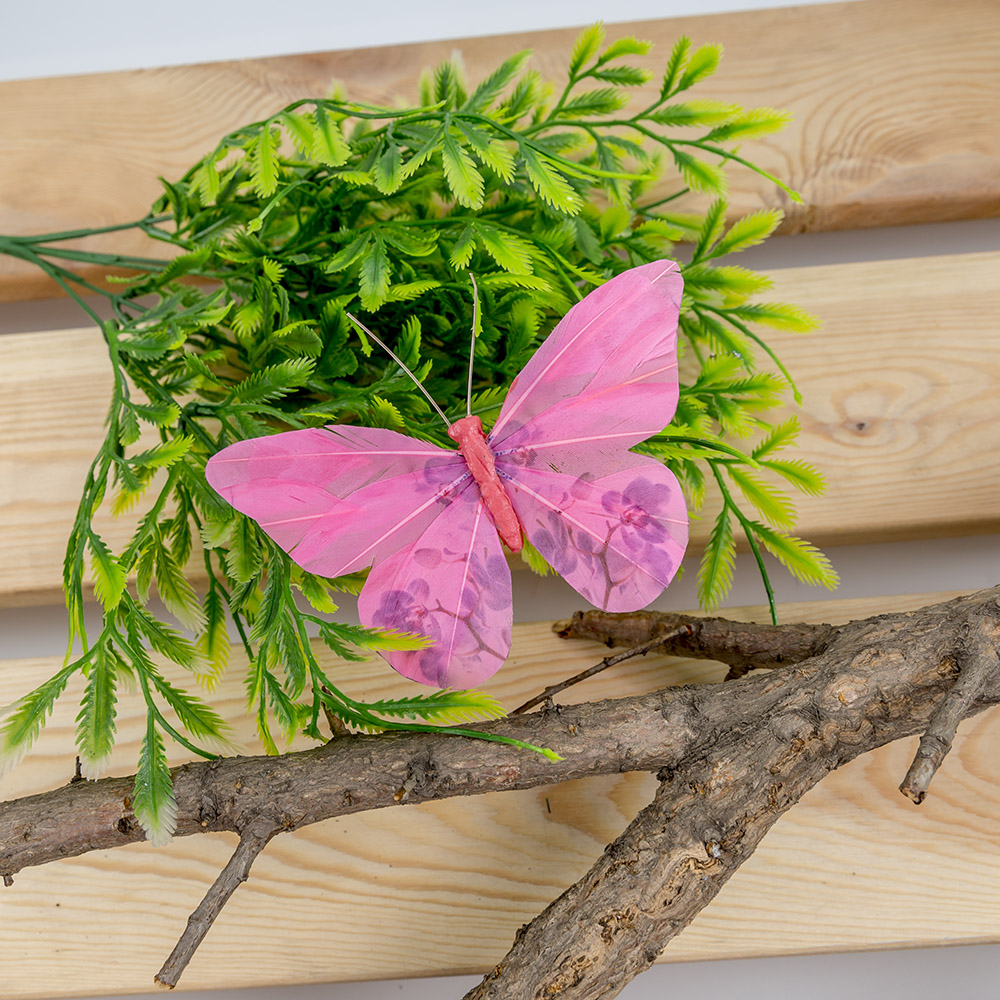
[511, 627, 690, 715]
[155, 817, 280, 988]
[900, 609, 999, 803]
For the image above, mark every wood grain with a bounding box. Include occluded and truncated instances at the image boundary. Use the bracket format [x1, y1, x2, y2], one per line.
[1, 0, 998, 302]
[2, 251, 996, 603]
[1, 591, 997, 996]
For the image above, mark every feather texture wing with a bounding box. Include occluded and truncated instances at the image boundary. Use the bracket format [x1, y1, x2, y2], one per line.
[489, 260, 683, 475]
[497, 454, 687, 612]
[358, 481, 512, 687]
[205, 426, 467, 578]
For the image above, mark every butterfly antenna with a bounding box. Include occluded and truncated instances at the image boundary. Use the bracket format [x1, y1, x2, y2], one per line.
[466, 272, 480, 418]
[345, 313, 451, 428]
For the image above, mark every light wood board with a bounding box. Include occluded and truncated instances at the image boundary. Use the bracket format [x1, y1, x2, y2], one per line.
[1, 0, 998, 301]
[2, 251, 997, 603]
[1, 591, 997, 997]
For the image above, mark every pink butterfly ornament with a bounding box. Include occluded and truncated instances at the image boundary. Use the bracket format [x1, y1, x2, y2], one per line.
[206, 259, 688, 689]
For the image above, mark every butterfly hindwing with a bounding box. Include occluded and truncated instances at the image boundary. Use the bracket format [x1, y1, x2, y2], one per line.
[499, 454, 688, 612]
[358, 481, 513, 687]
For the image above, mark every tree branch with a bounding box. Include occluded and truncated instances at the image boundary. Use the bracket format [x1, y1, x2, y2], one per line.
[900, 606, 1000, 803]
[465, 588, 1000, 999]
[2, 588, 998, 994]
[558, 608, 837, 676]
[155, 816, 280, 988]
[510, 627, 689, 715]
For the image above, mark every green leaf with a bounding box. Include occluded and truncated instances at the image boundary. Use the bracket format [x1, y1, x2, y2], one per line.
[325, 232, 371, 273]
[729, 302, 819, 333]
[261, 257, 286, 283]
[693, 198, 728, 260]
[683, 263, 772, 297]
[454, 121, 516, 181]
[133, 715, 177, 846]
[559, 89, 629, 118]
[712, 210, 784, 258]
[660, 36, 691, 98]
[727, 466, 796, 528]
[155, 548, 206, 630]
[697, 506, 735, 609]
[130, 436, 195, 470]
[226, 517, 263, 585]
[380, 226, 438, 256]
[132, 401, 182, 428]
[751, 417, 800, 458]
[569, 23, 605, 75]
[760, 458, 827, 496]
[589, 66, 651, 86]
[440, 129, 485, 208]
[677, 43, 723, 92]
[598, 36, 652, 62]
[198, 584, 231, 684]
[280, 110, 316, 154]
[76, 644, 118, 778]
[373, 142, 404, 194]
[312, 106, 351, 166]
[704, 107, 793, 143]
[88, 532, 127, 610]
[359, 234, 392, 310]
[149, 671, 232, 752]
[0, 662, 77, 775]
[251, 125, 280, 198]
[670, 147, 727, 195]
[229, 358, 316, 404]
[520, 536, 553, 577]
[747, 521, 840, 589]
[518, 143, 581, 214]
[646, 101, 739, 126]
[363, 689, 506, 725]
[477, 224, 534, 273]
[463, 50, 532, 112]
[384, 280, 441, 302]
[449, 225, 478, 270]
[369, 395, 405, 429]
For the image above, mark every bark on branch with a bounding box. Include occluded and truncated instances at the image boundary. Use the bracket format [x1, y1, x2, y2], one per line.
[2, 587, 998, 997]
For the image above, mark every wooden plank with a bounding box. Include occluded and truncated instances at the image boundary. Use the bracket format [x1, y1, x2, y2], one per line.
[1, 0, 998, 302]
[2, 251, 997, 603]
[1, 591, 997, 997]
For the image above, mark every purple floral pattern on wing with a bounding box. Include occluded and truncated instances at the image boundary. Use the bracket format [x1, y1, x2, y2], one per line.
[498, 457, 687, 613]
[358, 487, 512, 688]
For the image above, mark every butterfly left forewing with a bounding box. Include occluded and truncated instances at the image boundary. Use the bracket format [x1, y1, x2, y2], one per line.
[358, 481, 513, 687]
[206, 425, 467, 578]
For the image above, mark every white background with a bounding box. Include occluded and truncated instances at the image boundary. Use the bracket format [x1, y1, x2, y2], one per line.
[2, 1, 998, 997]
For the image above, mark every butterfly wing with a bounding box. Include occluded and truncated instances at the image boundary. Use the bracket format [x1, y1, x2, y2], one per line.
[490, 260, 688, 610]
[205, 425, 468, 578]
[497, 456, 687, 612]
[490, 259, 683, 476]
[357, 479, 512, 687]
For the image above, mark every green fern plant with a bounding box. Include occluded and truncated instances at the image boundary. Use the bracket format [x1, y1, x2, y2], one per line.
[0, 25, 836, 843]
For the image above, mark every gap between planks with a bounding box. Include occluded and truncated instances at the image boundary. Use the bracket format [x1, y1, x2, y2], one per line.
[1, 251, 997, 602]
[1, 590, 997, 996]
[0, 0, 998, 301]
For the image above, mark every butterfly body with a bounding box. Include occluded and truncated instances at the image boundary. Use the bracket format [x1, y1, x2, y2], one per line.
[447, 414, 523, 552]
[207, 259, 688, 688]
